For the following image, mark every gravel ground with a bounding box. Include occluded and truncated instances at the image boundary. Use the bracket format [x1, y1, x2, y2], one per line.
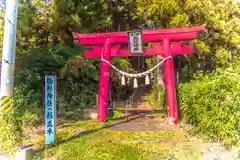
[201, 143, 240, 160]
[0, 149, 11, 160]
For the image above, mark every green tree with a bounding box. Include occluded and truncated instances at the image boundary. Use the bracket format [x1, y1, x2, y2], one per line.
[137, 0, 240, 71]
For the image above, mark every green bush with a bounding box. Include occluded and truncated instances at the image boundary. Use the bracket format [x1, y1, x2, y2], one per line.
[0, 112, 23, 155]
[0, 52, 98, 153]
[0, 69, 42, 154]
[146, 57, 167, 112]
[57, 81, 98, 112]
[179, 66, 240, 145]
[146, 87, 167, 112]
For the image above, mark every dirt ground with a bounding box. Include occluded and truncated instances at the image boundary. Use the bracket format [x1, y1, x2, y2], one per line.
[109, 104, 174, 132]
[109, 104, 239, 160]
[22, 103, 239, 160]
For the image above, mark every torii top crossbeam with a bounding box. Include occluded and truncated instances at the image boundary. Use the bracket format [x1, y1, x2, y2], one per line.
[73, 25, 204, 44]
[73, 26, 204, 58]
[73, 25, 204, 125]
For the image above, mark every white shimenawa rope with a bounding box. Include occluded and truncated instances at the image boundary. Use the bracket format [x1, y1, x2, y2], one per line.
[101, 56, 172, 78]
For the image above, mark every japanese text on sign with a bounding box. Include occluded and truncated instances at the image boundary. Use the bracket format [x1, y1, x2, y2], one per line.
[128, 31, 144, 54]
[45, 75, 56, 145]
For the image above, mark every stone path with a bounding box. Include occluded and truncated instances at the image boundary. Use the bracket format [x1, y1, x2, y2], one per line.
[111, 104, 240, 160]
[109, 114, 170, 131]
[110, 104, 177, 132]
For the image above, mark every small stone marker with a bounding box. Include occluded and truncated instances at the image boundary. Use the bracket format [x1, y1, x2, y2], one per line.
[14, 145, 33, 160]
[83, 108, 98, 119]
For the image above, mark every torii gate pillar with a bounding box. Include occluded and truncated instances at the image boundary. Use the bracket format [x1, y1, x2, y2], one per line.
[163, 38, 178, 124]
[73, 25, 204, 125]
[98, 39, 111, 122]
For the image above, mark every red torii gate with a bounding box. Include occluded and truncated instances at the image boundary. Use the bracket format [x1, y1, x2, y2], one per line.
[73, 25, 204, 125]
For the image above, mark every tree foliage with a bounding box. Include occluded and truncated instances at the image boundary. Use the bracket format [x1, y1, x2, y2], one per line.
[137, 0, 240, 71]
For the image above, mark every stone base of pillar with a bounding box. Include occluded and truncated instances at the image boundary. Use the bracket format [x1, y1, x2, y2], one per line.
[14, 145, 33, 160]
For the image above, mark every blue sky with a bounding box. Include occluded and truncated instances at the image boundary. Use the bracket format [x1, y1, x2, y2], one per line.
[0, 0, 6, 10]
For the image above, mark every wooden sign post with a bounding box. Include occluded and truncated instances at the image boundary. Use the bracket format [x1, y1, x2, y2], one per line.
[45, 74, 57, 145]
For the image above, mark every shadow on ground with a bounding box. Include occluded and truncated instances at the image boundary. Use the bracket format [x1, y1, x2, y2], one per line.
[35, 114, 143, 152]
[36, 108, 166, 150]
